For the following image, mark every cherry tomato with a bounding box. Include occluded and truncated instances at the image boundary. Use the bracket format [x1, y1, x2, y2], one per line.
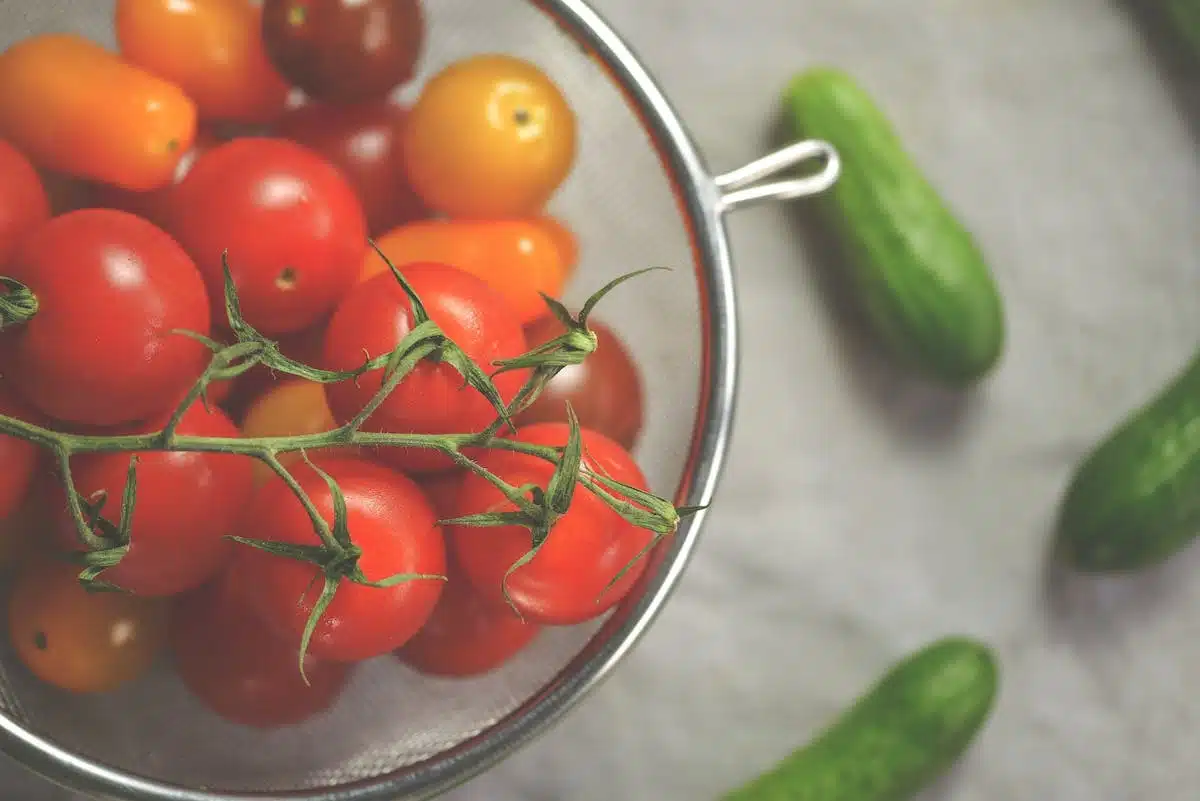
[231, 456, 446, 662]
[404, 54, 576, 218]
[171, 562, 353, 728]
[261, 0, 425, 104]
[322, 263, 529, 474]
[116, 0, 290, 125]
[363, 219, 567, 325]
[448, 423, 654, 626]
[53, 404, 255, 597]
[397, 560, 539, 678]
[515, 316, 644, 452]
[274, 102, 426, 236]
[0, 387, 40, 523]
[1, 209, 211, 427]
[0, 488, 54, 574]
[240, 379, 346, 486]
[90, 128, 222, 231]
[220, 320, 331, 422]
[532, 215, 579, 278]
[417, 470, 468, 520]
[8, 559, 169, 693]
[169, 138, 367, 336]
[0, 141, 49, 267]
[0, 35, 196, 191]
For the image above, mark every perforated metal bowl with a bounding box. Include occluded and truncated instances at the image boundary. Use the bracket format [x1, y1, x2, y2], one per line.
[0, 1, 838, 798]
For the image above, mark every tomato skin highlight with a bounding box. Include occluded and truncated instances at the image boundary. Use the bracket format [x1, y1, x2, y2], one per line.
[232, 456, 447, 662]
[274, 101, 427, 236]
[116, 0, 291, 125]
[0, 34, 197, 191]
[363, 219, 568, 325]
[168, 138, 368, 336]
[404, 54, 577, 218]
[322, 263, 529, 474]
[171, 563, 353, 728]
[261, 0, 425, 105]
[8, 559, 169, 694]
[0, 140, 50, 267]
[53, 404, 255, 598]
[516, 316, 645, 452]
[397, 560, 540, 678]
[449, 423, 655, 626]
[1, 209, 212, 427]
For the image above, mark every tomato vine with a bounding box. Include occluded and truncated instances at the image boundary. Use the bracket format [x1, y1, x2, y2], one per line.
[0, 244, 697, 677]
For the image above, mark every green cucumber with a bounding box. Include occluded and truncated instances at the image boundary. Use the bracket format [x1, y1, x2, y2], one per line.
[1056, 346, 1200, 572]
[784, 68, 1005, 386]
[720, 636, 998, 801]
[1159, 0, 1200, 59]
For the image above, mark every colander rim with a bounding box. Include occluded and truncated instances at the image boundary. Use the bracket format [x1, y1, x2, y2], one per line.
[0, 1, 739, 798]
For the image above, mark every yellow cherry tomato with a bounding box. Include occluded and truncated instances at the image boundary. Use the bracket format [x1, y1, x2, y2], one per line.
[8, 559, 169, 694]
[239, 379, 349, 485]
[403, 54, 577, 218]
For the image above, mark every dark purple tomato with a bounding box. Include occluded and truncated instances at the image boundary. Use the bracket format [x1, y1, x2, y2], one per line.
[261, 0, 425, 104]
[274, 102, 427, 236]
[515, 316, 645, 452]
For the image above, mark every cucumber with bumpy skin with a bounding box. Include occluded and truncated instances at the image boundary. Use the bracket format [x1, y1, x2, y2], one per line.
[1056, 346, 1200, 572]
[720, 636, 998, 801]
[785, 68, 1005, 386]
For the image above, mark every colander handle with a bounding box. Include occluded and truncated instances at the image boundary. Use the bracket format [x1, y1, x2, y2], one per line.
[712, 139, 840, 213]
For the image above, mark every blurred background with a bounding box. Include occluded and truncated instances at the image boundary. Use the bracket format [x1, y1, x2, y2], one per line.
[4, 0, 1200, 799]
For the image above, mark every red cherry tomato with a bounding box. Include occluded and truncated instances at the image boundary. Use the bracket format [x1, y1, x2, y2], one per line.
[448, 423, 654, 626]
[168, 138, 367, 336]
[261, 0, 425, 104]
[515, 316, 644, 452]
[0, 140, 49, 267]
[274, 102, 426, 236]
[397, 560, 539, 678]
[322, 263, 529, 475]
[171, 562, 353, 728]
[1, 209, 211, 427]
[90, 128, 221, 231]
[417, 470, 468, 520]
[116, 0, 291, 126]
[231, 456, 446, 662]
[53, 404, 255, 597]
[0, 387, 40, 522]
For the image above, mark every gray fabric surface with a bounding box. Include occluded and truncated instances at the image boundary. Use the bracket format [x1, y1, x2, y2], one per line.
[6, 0, 1200, 798]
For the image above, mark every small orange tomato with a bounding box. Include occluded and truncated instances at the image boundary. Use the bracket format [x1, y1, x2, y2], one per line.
[240, 379, 347, 486]
[0, 35, 196, 191]
[116, 0, 291, 125]
[8, 559, 169, 694]
[404, 54, 577, 218]
[363, 219, 568, 324]
[531, 215, 579, 278]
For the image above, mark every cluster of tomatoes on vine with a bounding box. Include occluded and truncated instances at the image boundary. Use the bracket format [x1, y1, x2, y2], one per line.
[0, 0, 666, 730]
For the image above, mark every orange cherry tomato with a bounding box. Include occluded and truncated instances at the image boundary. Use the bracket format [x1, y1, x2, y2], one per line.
[363, 219, 567, 324]
[532, 215, 579, 278]
[116, 0, 291, 126]
[404, 54, 577, 218]
[240, 379, 347, 486]
[8, 559, 169, 694]
[0, 35, 197, 191]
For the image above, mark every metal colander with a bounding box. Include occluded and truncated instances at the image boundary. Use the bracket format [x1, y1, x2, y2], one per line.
[0, 1, 838, 798]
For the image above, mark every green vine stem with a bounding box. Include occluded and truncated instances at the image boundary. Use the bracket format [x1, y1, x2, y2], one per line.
[0, 244, 700, 675]
[0, 277, 38, 331]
